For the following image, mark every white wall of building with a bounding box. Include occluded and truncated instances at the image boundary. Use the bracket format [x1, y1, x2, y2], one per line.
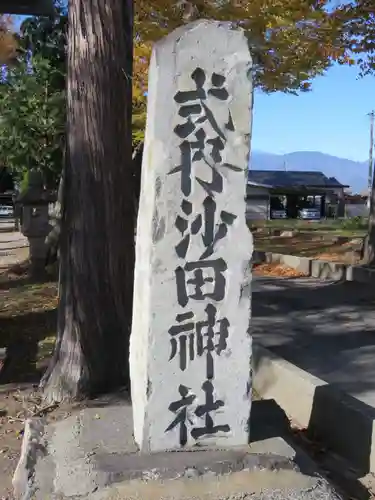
[345, 203, 369, 218]
[246, 186, 270, 220]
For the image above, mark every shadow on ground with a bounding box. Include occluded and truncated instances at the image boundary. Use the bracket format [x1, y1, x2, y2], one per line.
[252, 277, 375, 403]
[251, 398, 372, 500]
[0, 272, 56, 291]
[0, 308, 57, 384]
[252, 276, 375, 480]
[0, 268, 57, 385]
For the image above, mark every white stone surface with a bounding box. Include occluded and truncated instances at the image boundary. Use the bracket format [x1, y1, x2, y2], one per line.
[13, 418, 46, 499]
[130, 20, 253, 452]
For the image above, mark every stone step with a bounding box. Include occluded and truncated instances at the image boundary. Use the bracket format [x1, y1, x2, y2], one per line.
[13, 402, 343, 500]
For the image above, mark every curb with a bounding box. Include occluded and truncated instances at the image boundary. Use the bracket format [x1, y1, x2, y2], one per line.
[252, 343, 375, 475]
[12, 417, 47, 500]
[252, 250, 375, 283]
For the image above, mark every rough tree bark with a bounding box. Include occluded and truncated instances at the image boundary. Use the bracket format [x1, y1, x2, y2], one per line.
[41, 0, 135, 402]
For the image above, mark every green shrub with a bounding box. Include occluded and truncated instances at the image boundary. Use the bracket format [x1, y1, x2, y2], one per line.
[340, 216, 367, 230]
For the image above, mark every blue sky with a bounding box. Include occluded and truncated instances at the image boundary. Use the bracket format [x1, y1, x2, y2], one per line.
[16, 12, 373, 163]
[252, 63, 374, 162]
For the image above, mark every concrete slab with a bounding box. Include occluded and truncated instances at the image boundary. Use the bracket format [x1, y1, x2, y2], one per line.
[310, 259, 347, 280]
[268, 253, 311, 275]
[252, 250, 375, 284]
[252, 252, 311, 275]
[13, 399, 343, 500]
[252, 276, 375, 407]
[252, 275, 375, 474]
[84, 469, 342, 500]
[253, 343, 375, 475]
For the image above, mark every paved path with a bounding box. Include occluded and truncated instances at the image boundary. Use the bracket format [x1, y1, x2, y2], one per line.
[0, 220, 28, 270]
[252, 276, 375, 408]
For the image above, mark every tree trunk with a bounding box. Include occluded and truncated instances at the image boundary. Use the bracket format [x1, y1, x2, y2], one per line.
[41, 0, 134, 402]
[362, 169, 375, 266]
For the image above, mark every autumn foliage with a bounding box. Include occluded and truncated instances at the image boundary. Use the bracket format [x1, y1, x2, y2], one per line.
[133, 0, 349, 143]
[135, 0, 346, 91]
[0, 16, 17, 64]
[0, 2, 371, 147]
[336, 0, 375, 75]
[132, 39, 151, 146]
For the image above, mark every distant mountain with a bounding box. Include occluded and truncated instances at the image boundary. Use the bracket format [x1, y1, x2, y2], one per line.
[249, 151, 368, 193]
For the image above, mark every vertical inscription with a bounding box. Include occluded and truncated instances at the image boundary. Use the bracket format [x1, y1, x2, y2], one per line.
[165, 67, 243, 445]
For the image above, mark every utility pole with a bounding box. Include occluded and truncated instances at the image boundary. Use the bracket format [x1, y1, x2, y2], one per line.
[368, 110, 374, 208]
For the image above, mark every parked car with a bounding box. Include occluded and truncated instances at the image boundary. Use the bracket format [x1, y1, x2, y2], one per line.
[298, 207, 321, 220]
[0, 205, 14, 217]
[270, 209, 287, 219]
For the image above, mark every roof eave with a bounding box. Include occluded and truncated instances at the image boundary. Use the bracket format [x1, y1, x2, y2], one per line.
[248, 183, 349, 190]
[247, 181, 274, 189]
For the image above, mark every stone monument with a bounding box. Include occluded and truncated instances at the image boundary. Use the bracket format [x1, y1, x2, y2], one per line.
[130, 20, 253, 452]
[17, 171, 54, 276]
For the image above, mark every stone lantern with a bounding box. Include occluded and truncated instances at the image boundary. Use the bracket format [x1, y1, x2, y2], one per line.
[0, 0, 57, 274]
[17, 171, 55, 276]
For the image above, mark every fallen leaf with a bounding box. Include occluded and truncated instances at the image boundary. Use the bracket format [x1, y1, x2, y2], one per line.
[253, 263, 308, 278]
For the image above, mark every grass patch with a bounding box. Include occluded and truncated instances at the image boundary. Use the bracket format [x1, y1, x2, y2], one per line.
[253, 233, 362, 263]
[248, 217, 367, 236]
[0, 268, 58, 384]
